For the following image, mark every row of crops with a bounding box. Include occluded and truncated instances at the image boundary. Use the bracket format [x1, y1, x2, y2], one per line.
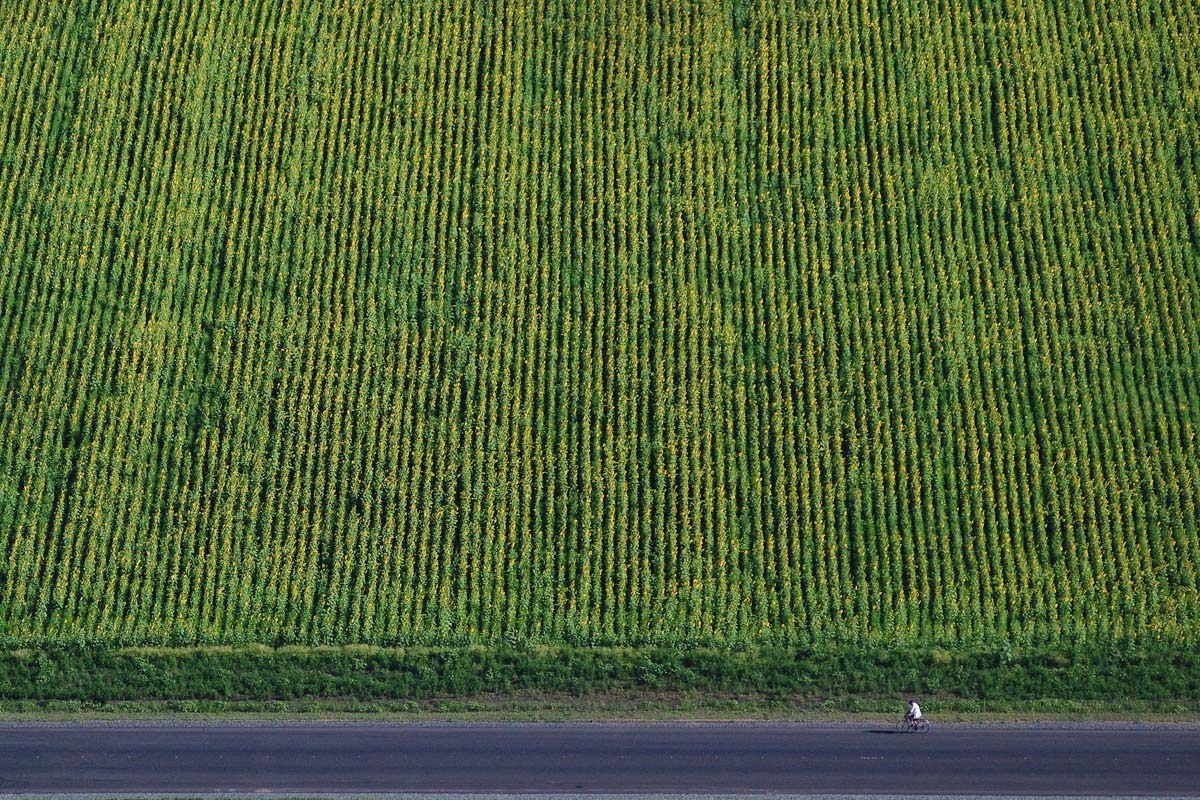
[1, 0, 1198, 647]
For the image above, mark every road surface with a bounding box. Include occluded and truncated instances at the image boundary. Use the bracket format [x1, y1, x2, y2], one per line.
[1, 723, 1197, 795]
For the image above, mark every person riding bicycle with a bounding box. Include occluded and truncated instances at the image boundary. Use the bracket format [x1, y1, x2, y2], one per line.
[905, 699, 923, 729]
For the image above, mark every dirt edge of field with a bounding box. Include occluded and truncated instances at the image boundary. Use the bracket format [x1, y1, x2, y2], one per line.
[3, 692, 1199, 726]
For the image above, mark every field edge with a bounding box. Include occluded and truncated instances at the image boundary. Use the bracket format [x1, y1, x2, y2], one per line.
[2, 643, 1197, 716]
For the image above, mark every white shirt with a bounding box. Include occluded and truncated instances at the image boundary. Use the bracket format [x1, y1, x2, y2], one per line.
[909, 702, 922, 719]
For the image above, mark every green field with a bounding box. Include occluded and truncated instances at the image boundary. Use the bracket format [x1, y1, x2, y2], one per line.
[1, 0, 1198, 652]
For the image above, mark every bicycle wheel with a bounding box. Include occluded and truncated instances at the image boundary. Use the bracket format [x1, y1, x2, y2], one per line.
[913, 718, 930, 733]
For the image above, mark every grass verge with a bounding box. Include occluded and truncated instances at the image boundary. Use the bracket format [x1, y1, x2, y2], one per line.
[1, 643, 1197, 719]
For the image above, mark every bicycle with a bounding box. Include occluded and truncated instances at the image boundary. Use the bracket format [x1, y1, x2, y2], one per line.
[897, 716, 930, 733]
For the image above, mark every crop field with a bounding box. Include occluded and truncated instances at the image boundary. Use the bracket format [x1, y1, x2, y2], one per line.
[0, 0, 1198, 650]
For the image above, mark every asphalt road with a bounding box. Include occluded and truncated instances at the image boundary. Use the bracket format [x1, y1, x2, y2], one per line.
[1, 723, 1198, 795]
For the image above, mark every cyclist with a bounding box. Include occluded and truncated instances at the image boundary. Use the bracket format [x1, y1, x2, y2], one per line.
[905, 699, 923, 730]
